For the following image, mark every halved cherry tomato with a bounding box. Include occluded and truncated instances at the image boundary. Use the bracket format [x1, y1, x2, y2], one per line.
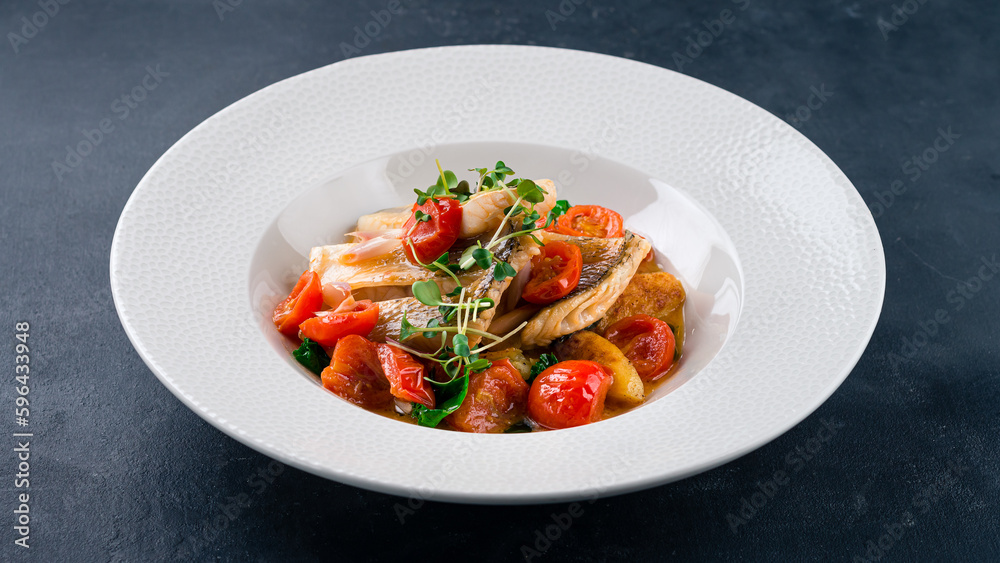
[447, 359, 529, 433]
[549, 205, 624, 238]
[637, 234, 655, 263]
[298, 300, 379, 347]
[401, 197, 463, 265]
[321, 335, 392, 409]
[377, 343, 435, 408]
[527, 360, 612, 429]
[604, 314, 676, 381]
[272, 271, 324, 337]
[522, 241, 583, 305]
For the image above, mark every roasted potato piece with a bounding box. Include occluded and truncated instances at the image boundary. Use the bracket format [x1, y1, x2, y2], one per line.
[483, 348, 532, 380]
[553, 331, 644, 405]
[594, 272, 685, 354]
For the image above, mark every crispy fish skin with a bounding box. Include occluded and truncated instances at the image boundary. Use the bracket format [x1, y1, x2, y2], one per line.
[520, 231, 650, 348]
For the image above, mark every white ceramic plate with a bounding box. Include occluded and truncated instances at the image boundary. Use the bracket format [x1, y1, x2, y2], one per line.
[111, 46, 884, 504]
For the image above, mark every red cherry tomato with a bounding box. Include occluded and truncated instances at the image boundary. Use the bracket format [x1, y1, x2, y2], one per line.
[377, 343, 435, 408]
[604, 314, 676, 381]
[447, 359, 529, 433]
[321, 335, 392, 409]
[636, 234, 655, 263]
[401, 197, 463, 265]
[522, 241, 583, 305]
[527, 360, 612, 429]
[272, 270, 324, 337]
[298, 300, 380, 347]
[550, 205, 624, 238]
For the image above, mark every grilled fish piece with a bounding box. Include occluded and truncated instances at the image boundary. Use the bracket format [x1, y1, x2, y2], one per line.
[310, 244, 435, 290]
[520, 231, 651, 348]
[365, 231, 540, 352]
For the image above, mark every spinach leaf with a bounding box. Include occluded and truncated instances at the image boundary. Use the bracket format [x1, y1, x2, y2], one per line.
[292, 338, 331, 376]
[411, 374, 469, 428]
[528, 353, 559, 383]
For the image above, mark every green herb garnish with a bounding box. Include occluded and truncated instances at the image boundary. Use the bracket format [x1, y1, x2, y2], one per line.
[411, 374, 469, 427]
[292, 338, 331, 376]
[397, 159, 561, 428]
[528, 353, 559, 383]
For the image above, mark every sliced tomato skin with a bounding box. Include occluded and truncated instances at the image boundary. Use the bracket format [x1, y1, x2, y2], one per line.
[604, 314, 676, 381]
[321, 335, 393, 409]
[272, 271, 324, 337]
[527, 360, 612, 429]
[401, 197, 463, 265]
[298, 300, 380, 347]
[377, 343, 436, 408]
[550, 205, 624, 238]
[522, 241, 583, 305]
[447, 359, 529, 433]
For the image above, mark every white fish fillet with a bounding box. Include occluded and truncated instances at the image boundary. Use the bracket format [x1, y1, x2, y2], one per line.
[520, 231, 651, 348]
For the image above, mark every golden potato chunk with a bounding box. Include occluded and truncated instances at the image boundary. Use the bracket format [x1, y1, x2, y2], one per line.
[594, 272, 686, 355]
[553, 331, 644, 405]
[483, 348, 532, 380]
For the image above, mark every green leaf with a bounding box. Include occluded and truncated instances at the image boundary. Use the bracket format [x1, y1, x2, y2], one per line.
[459, 244, 480, 270]
[423, 318, 441, 339]
[472, 247, 493, 269]
[455, 179, 470, 194]
[452, 334, 471, 357]
[516, 179, 543, 204]
[442, 360, 460, 380]
[412, 280, 442, 306]
[467, 358, 491, 373]
[528, 353, 559, 383]
[546, 199, 571, 225]
[292, 338, 331, 376]
[413, 188, 430, 206]
[399, 312, 417, 341]
[493, 261, 518, 281]
[435, 170, 458, 191]
[495, 161, 514, 177]
[482, 175, 495, 189]
[521, 209, 541, 231]
[445, 286, 463, 298]
[412, 374, 469, 428]
[414, 210, 431, 222]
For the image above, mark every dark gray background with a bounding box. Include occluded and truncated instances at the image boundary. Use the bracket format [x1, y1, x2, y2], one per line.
[2, 0, 998, 561]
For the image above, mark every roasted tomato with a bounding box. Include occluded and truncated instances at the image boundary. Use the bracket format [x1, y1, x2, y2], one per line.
[550, 205, 624, 238]
[272, 271, 324, 337]
[522, 241, 583, 305]
[447, 359, 529, 433]
[298, 300, 379, 347]
[637, 234, 655, 263]
[321, 335, 392, 409]
[604, 314, 676, 381]
[377, 343, 435, 408]
[527, 360, 612, 429]
[401, 197, 463, 265]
